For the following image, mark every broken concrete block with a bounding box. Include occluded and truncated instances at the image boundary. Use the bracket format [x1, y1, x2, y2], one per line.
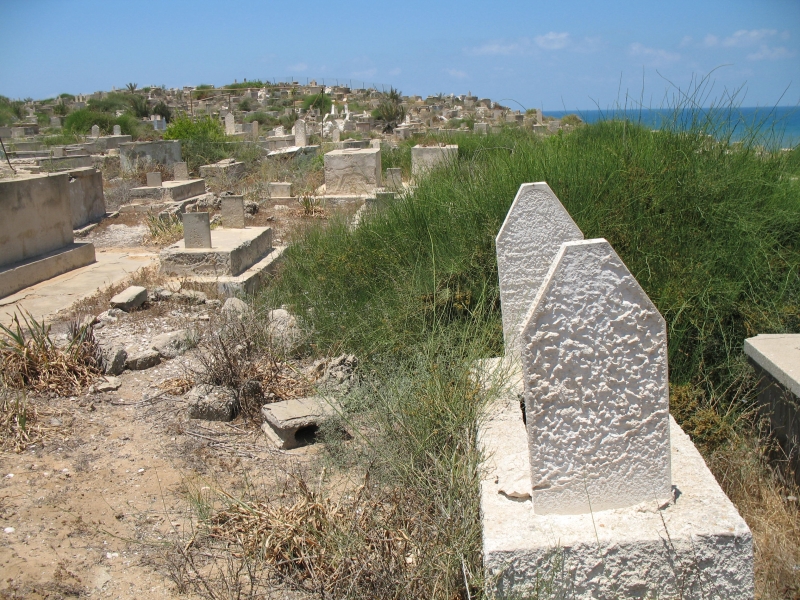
[101, 345, 127, 375]
[187, 385, 237, 421]
[151, 329, 195, 359]
[125, 349, 161, 371]
[110, 286, 147, 312]
[174, 289, 207, 305]
[261, 396, 338, 449]
[222, 297, 251, 319]
[89, 376, 122, 394]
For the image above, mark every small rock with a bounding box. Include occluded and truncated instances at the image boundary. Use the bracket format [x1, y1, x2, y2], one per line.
[125, 349, 161, 371]
[90, 376, 122, 394]
[151, 329, 195, 359]
[186, 385, 238, 421]
[210, 214, 222, 225]
[222, 297, 251, 319]
[268, 308, 303, 355]
[4, 527, 14, 534]
[49, 418, 62, 426]
[80, 314, 97, 330]
[206, 299, 221, 308]
[175, 290, 207, 305]
[245, 201, 259, 215]
[101, 345, 127, 375]
[110, 286, 147, 312]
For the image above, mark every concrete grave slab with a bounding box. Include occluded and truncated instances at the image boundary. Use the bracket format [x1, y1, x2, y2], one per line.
[477, 357, 754, 600]
[161, 226, 273, 277]
[110, 285, 146, 311]
[324, 148, 381, 195]
[261, 396, 338, 449]
[520, 239, 671, 514]
[496, 182, 583, 355]
[129, 179, 206, 203]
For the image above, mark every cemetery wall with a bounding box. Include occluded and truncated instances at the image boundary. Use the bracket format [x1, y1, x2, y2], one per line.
[68, 167, 106, 229]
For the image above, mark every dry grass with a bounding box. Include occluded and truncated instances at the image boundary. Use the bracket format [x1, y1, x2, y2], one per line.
[709, 425, 800, 599]
[0, 310, 102, 395]
[144, 212, 184, 245]
[0, 391, 41, 452]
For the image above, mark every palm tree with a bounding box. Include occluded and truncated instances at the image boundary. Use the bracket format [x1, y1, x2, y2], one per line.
[125, 83, 138, 93]
[375, 87, 406, 133]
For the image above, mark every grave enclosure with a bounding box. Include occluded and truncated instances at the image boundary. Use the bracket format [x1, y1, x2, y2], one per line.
[480, 182, 754, 599]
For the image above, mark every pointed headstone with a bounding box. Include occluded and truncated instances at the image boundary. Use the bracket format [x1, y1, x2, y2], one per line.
[496, 182, 583, 355]
[520, 238, 671, 515]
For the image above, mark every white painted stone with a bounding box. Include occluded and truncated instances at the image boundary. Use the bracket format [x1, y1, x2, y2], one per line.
[496, 182, 583, 354]
[520, 239, 671, 514]
[477, 357, 754, 600]
[224, 113, 235, 135]
[91, 124, 100, 138]
[113, 124, 121, 135]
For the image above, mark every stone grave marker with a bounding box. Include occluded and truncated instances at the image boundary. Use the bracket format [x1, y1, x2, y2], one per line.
[52, 147, 64, 158]
[385, 168, 402, 191]
[474, 122, 488, 135]
[173, 162, 189, 180]
[225, 113, 235, 135]
[294, 119, 307, 147]
[496, 182, 583, 355]
[520, 238, 672, 515]
[91, 124, 100, 138]
[182, 212, 212, 248]
[146, 172, 162, 187]
[50, 116, 62, 128]
[221, 195, 246, 229]
[332, 127, 341, 142]
[113, 124, 121, 135]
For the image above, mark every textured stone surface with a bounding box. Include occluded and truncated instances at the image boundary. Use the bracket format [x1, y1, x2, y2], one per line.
[146, 172, 162, 187]
[744, 334, 800, 398]
[294, 119, 307, 147]
[187, 385, 237, 421]
[101, 344, 127, 375]
[173, 162, 189, 180]
[222, 297, 251, 318]
[324, 148, 381, 195]
[125, 349, 161, 371]
[496, 182, 583, 355]
[520, 239, 671, 514]
[477, 357, 754, 600]
[151, 329, 195, 359]
[109, 286, 147, 311]
[161, 227, 273, 277]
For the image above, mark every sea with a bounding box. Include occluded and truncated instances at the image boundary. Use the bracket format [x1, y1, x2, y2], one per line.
[544, 106, 800, 149]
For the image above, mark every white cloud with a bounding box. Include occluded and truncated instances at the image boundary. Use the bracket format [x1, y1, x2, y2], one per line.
[351, 68, 377, 79]
[679, 35, 693, 48]
[286, 62, 308, 72]
[446, 69, 468, 79]
[535, 32, 570, 50]
[747, 45, 794, 60]
[703, 34, 719, 47]
[629, 42, 680, 63]
[467, 40, 528, 56]
[723, 29, 777, 47]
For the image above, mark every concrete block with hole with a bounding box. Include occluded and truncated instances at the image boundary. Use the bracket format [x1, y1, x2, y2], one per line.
[261, 396, 338, 449]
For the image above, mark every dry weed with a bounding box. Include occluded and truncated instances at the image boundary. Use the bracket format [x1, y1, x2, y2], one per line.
[0, 391, 41, 452]
[710, 426, 800, 599]
[0, 310, 102, 395]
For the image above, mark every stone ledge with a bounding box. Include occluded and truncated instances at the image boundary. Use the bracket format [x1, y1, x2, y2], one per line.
[0, 242, 96, 299]
[129, 179, 206, 203]
[159, 227, 273, 278]
[477, 357, 754, 600]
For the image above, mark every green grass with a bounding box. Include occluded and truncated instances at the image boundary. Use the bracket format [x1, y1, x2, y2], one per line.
[247, 117, 800, 597]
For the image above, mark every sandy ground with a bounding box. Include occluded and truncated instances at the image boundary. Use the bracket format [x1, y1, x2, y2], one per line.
[0, 198, 362, 598]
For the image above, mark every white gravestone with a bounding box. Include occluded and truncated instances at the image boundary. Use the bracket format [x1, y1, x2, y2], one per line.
[91, 124, 100, 138]
[225, 113, 235, 135]
[113, 124, 121, 135]
[182, 212, 212, 249]
[332, 127, 341, 142]
[520, 238, 672, 515]
[294, 119, 307, 147]
[221, 195, 245, 229]
[496, 182, 583, 356]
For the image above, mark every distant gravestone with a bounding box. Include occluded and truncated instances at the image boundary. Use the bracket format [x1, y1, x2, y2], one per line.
[146, 172, 162, 187]
[182, 212, 212, 248]
[113, 124, 121, 136]
[274, 125, 285, 137]
[520, 238, 671, 515]
[385, 168, 402, 191]
[221, 195, 245, 229]
[225, 113, 235, 135]
[250, 120, 259, 139]
[370, 138, 381, 148]
[50, 116, 62, 128]
[173, 162, 189, 180]
[91, 124, 100, 138]
[496, 182, 583, 355]
[294, 119, 307, 147]
[52, 146, 64, 158]
[332, 127, 341, 142]
[474, 122, 488, 135]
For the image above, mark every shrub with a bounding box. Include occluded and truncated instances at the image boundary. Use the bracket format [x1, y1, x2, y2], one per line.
[152, 100, 172, 122]
[302, 93, 332, 114]
[164, 114, 227, 171]
[64, 109, 116, 134]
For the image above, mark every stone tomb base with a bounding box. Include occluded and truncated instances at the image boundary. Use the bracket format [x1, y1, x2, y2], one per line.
[477, 358, 754, 600]
[159, 227, 283, 295]
[129, 179, 206, 203]
[0, 242, 96, 299]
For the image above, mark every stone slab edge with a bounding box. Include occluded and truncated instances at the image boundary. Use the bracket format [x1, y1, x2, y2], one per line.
[0, 242, 96, 299]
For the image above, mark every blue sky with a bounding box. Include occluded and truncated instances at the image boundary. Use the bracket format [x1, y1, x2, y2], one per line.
[1, 0, 798, 110]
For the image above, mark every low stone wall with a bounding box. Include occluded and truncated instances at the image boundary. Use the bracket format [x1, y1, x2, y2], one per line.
[68, 167, 106, 229]
[120, 140, 182, 172]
